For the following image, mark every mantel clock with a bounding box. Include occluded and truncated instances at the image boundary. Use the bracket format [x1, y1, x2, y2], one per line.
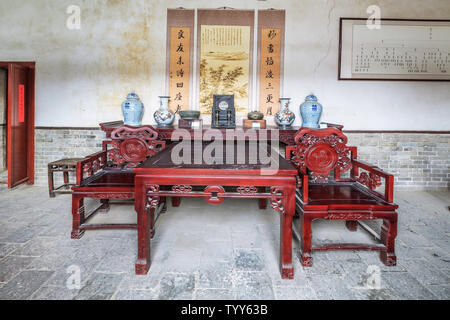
[211, 95, 235, 129]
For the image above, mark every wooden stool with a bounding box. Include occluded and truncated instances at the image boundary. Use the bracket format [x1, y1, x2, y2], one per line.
[48, 158, 84, 197]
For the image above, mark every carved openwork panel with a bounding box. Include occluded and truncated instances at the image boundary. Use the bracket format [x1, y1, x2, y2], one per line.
[111, 126, 158, 141]
[172, 185, 193, 192]
[237, 186, 257, 194]
[270, 187, 284, 213]
[109, 126, 165, 167]
[146, 196, 160, 209]
[357, 172, 382, 190]
[324, 212, 375, 220]
[291, 128, 352, 182]
[82, 153, 106, 179]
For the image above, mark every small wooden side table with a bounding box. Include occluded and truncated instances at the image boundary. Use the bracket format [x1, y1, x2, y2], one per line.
[48, 158, 84, 197]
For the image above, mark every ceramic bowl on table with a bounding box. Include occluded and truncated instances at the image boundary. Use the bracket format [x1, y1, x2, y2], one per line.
[179, 110, 200, 120]
[247, 111, 264, 120]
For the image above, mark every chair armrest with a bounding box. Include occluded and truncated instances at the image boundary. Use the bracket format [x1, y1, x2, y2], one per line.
[319, 122, 344, 131]
[352, 159, 395, 203]
[76, 150, 107, 185]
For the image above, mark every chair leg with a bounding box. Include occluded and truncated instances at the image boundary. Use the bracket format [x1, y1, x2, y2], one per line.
[99, 199, 110, 213]
[300, 213, 313, 267]
[171, 197, 181, 207]
[380, 215, 397, 266]
[346, 220, 358, 232]
[71, 195, 85, 239]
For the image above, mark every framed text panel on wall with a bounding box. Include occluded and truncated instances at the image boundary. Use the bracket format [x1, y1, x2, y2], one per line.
[339, 18, 450, 81]
[197, 9, 254, 115]
[258, 9, 285, 116]
[166, 9, 194, 112]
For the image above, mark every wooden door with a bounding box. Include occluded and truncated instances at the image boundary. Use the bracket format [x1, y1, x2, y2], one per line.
[7, 64, 34, 188]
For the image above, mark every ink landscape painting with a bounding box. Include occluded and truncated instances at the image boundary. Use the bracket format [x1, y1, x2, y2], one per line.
[199, 25, 250, 114]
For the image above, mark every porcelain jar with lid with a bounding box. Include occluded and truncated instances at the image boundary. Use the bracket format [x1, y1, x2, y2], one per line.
[153, 96, 175, 127]
[121, 92, 144, 127]
[275, 97, 295, 127]
[299, 94, 322, 128]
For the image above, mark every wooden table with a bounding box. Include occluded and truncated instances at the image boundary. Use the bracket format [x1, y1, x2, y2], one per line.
[133, 141, 298, 279]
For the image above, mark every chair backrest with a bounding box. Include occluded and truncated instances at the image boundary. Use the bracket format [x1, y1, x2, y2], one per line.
[290, 127, 354, 182]
[108, 125, 166, 168]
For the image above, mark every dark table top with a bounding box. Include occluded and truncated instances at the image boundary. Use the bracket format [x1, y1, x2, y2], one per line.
[135, 141, 297, 175]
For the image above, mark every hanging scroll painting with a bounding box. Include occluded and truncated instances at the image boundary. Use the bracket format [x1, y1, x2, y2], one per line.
[168, 26, 191, 112]
[259, 28, 281, 116]
[199, 25, 251, 115]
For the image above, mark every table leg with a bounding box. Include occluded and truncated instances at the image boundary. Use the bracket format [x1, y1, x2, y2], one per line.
[136, 195, 158, 275]
[48, 165, 55, 198]
[280, 192, 295, 279]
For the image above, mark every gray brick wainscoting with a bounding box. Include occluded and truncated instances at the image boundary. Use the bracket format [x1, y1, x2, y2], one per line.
[32, 128, 449, 190]
[34, 128, 105, 187]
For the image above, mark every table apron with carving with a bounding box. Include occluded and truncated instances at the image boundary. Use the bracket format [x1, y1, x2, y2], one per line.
[134, 173, 297, 279]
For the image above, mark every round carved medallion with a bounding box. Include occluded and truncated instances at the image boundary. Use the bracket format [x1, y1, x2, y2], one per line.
[119, 138, 148, 163]
[304, 143, 338, 174]
[203, 186, 225, 205]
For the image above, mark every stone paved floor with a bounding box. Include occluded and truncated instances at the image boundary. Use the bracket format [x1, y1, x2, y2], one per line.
[0, 185, 448, 300]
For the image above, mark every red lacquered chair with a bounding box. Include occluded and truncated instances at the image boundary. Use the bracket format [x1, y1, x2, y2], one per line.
[286, 127, 398, 267]
[71, 125, 166, 239]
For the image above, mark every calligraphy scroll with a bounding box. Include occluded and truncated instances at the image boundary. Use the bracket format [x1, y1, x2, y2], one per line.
[166, 9, 194, 112]
[257, 10, 285, 116]
[169, 27, 191, 112]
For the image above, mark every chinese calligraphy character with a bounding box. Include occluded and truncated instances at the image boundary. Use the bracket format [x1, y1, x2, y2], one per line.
[174, 92, 182, 101]
[176, 69, 184, 77]
[267, 44, 274, 53]
[177, 30, 185, 39]
[176, 43, 184, 52]
[266, 106, 272, 115]
[265, 57, 274, 66]
[265, 70, 274, 79]
[176, 82, 184, 88]
[177, 56, 184, 65]
[266, 94, 274, 104]
[268, 29, 277, 40]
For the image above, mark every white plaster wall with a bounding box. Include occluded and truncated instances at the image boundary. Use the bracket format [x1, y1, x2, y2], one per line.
[0, 0, 449, 130]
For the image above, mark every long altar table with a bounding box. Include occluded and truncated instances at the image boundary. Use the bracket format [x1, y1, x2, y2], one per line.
[133, 141, 298, 279]
[100, 121, 300, 145]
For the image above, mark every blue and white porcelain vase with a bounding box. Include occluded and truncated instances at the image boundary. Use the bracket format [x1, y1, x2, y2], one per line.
[275, 97, 295, 127]
[121, 92, 144, 126]
[299, 94, 323, 128]
[153, 96, 175, 127]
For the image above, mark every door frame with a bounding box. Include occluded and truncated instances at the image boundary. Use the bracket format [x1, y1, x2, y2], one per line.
[0, 61, 35, 187]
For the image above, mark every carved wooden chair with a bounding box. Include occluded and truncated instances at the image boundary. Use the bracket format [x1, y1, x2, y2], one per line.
[286, 127, 398, 267]
[71, 125, 166, 239]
